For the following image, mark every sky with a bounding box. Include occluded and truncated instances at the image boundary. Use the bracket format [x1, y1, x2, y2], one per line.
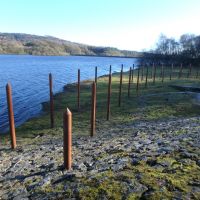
[0, 0, 200, 51]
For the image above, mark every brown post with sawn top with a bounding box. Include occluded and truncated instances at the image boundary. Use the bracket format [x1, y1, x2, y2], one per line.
[118, 67, 123, 107]
[107, 69, 112, 120]
[63, 108, 72, 170]
[49, 73, 54, 128]
[128, 67, 131, 97]
[6, 83, 16, 149]
[136, 67, 140, 95]
[90, 82, 96, 136]
[77, 69, 80, 110]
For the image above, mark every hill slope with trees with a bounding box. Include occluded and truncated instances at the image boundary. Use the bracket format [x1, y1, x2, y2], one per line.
[0, 33, 142, 57]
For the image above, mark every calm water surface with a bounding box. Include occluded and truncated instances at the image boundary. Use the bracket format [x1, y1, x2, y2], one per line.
[0, 55, 138, 133]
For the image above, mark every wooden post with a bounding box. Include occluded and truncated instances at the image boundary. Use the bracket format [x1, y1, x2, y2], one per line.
[179, 63, 183, 79]
[49, 73, 54, 128]
[77, 69, 80, 110]
[107, 73, 112, 120]
[145, 65, 149, 88]
[170, 63, 173, 80]
[63, 108, 72, 170]
[128, 67, 131, 97]
[118, 68, 123, 107]
[153, 64, 156, 84]
[95, 66, 97, 85]
[6, 83, 16, 149]
[136, 67, 140, 95]
[90, 82, 96, 136]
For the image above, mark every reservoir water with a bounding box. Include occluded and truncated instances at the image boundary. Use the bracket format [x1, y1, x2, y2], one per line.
[0, 55, 138, 133]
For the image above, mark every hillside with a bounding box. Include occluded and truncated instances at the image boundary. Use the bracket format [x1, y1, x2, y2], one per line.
[0, 33, 143, 57]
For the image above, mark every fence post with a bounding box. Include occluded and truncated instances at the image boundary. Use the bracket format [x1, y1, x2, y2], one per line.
[95, 66, 97, 85]
[128, 67, 131, 97]
[6, 83, 16, 149]
[49, 73, 54, 128]
[145, 65, 149, 88]
[107, 72, 112, 120]
[63, 108, 72, 170]
[136, 67, 140, 95]
[77, 69, 80, 110]
[91, 82, 96, 136]
[118, 68, 123, 107]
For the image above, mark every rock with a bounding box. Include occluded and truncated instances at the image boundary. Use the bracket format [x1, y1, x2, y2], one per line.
[131, 158, 140, 165]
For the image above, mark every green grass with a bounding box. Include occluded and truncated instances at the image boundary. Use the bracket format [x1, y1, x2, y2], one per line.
[2, 66, 200, 144]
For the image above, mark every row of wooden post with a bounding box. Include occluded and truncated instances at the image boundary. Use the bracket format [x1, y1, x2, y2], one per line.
[4, 63, 199, 170]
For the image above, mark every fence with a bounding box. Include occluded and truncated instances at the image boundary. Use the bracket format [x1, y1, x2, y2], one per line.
[1, 63, 199, 170]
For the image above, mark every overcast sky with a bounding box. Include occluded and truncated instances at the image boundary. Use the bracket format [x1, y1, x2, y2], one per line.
[0, 0, 200, 51]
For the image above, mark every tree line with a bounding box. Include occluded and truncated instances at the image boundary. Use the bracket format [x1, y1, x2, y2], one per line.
[153, 33, 200, 59]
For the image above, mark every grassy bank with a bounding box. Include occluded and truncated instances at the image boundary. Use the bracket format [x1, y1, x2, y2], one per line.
[2, 65, 200, 144]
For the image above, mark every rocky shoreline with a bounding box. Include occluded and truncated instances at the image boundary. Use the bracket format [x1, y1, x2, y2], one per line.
[0, 116, 200, 199]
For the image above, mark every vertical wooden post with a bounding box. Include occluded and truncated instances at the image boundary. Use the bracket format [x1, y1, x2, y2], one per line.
[49, 73, 54, 128]
[153, 64, 156, 84]
[179, 63, 183, 79]
[95, 66, 97, 85]
[132, 64, 134, 81]
[118, 68, 123, 107]
[77, 69, 80, 110]
[170, 63, 173, 80]
[107, 72, 112, 120]
[145, 65, 149, 88]
[91, 82, 96, 136]
[136, 67, 140, 95]
[128, 67, 131, 97]
[63, 108, 72, 170]
[6, 83, 16, 149]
